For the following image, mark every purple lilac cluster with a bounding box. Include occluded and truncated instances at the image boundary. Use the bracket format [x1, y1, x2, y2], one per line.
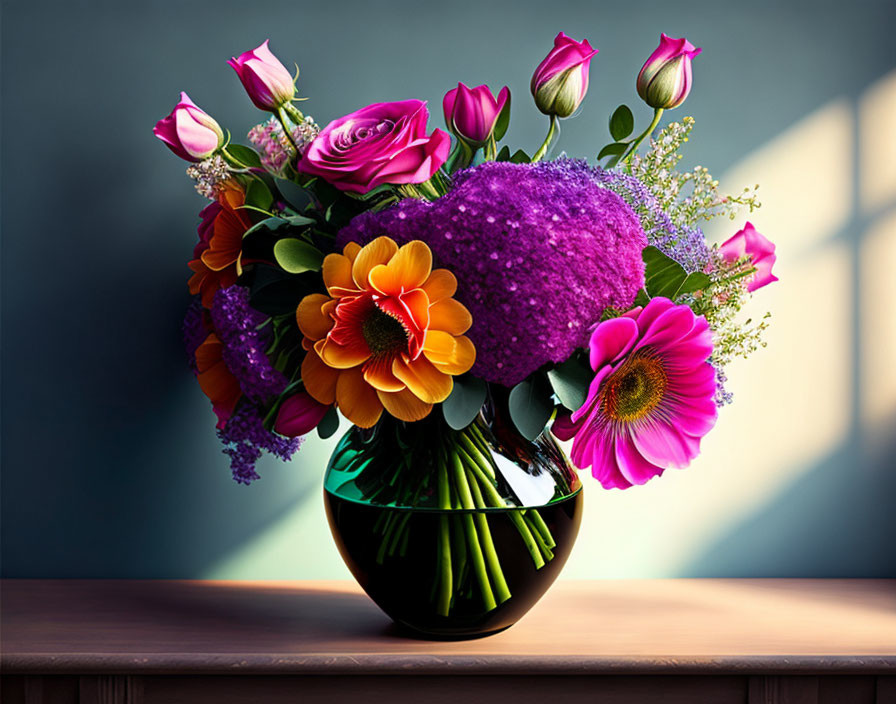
[182, 298, 209, 373]
[590, 164, 711, 273]
[210, 286, 288, 402]
[338, 159, 647, 386]
[248, 116, 319, 174]
[218, 403, 301, 484]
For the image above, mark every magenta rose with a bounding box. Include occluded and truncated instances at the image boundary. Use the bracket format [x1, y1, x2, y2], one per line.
[636, 33, 702, 110]
[274, 392, 331, 437]
[228, 40, 295, 111]
[720, 221, 778, 292]
[153, 92, 224, 162]
[530, 32, 598, 118]
[443, 83, 510, 146]
[297, 100, 450, 194]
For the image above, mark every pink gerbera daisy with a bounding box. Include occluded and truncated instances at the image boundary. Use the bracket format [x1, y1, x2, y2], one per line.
[552, 297, 717, 489]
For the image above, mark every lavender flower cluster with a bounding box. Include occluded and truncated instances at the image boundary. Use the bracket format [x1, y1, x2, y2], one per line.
[338, 159, 647, 386]
[210, 286, 288, 403]
[218, 404, 301, 484]
[248, 115, 319, 174]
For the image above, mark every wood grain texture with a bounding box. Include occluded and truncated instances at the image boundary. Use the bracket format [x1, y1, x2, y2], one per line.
[2, 579, 894, 676]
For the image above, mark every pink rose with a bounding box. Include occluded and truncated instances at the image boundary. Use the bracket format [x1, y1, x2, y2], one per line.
[274, 392, 331, 437]
[720, 222, 779, 292]
[636, 33, 702, 110]
[228, 40, 295, 111]
[153, 92, 224, 162]
[443, 83, 510, 146]
[530, 32, 598, 118]
[297, 100, 450, 194]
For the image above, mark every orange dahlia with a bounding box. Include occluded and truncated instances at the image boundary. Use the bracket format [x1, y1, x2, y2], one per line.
[188, 180, 251, 307]
[297, 236, 475, 428]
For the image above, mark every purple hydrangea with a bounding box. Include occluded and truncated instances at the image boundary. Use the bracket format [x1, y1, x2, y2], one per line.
[337, 159, 647, 386]
[218, 403, 302, 484]
[591, 166, 711, 273]
[210, 286, 288, 403]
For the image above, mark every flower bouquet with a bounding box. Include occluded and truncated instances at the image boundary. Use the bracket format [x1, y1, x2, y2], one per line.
[156, 32, 776, 637]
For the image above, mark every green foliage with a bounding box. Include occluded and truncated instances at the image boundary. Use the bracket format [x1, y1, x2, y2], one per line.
[273, 238, 324, 274]
[493, 93, 511, 142]
[245, 179, 274, 212]
[441, 374, 488, 430]
[226, 144, 263, 170]
[546, 351, 592, 412]
[317, 406, 340, 439]
[609, 105, 634, 142]
[508, 374, 554, 441]
[642, 246, 711, 299]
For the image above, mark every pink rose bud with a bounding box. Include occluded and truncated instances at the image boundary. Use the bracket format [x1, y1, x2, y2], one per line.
[153, 92, 224, 162]
[297, 100, 450, 194]
[720, 222, 779, 292]
[228, 40, 296, 111]
[274, 392, 331, 437]
[636, 33, 702, 110]
[443, 83, 510, 146]
[530, 32, 598, 118]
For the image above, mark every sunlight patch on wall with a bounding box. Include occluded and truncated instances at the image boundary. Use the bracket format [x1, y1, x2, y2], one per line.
[860, 72, 896, 213]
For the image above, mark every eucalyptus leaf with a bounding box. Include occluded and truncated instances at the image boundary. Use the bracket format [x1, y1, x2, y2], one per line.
[597, 142, 628, 161]
[275, 178, 311, 211]
[508, 374, 554, 441]
[509, 149, 531, 164]
[546, 353, 593, 412]
[441, 375, 487, 430]
[245, 179, 274, 212]
[317, 406, 340, 440]
[609, 105, 635, 142]
[226, 144, 263, 169]
[244, 216, 287, 238]
[493, 92, 512, 142]
[495, 145, 511, 162]
[273, 238, 324, 274]
[284, 214, 316, 228]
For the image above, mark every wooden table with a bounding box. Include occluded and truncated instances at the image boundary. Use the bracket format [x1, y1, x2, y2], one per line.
[2, 579, 894, 703]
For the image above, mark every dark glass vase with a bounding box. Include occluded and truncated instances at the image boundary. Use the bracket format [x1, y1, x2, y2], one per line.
[323, 408, 583, 639]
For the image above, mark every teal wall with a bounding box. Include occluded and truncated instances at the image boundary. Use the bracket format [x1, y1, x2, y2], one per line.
[2, 0, 894, 578]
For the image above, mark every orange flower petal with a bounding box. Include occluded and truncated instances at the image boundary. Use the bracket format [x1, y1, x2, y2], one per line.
[392, 355, 454, 404]
[322, 253, 359, 297]
[352, 236, 397, 290]
[378, 388, 433, 422]
[315, 337, 370, 369]
[301, 350, 339, 405]
[336, 366, 384, 428]
[296, 293, 334, 341]
[421, 268, 457, 303]
[194, 334, 223, 373]
[363, 355, 406, 393]
[429, 298, 472, 335]
[197, 359, 241, 413]
[423, 333, 476, 375]
[343, 241, 362, 263]
[368, 240, 432, 296]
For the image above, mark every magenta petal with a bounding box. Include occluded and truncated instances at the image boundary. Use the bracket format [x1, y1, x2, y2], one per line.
[636, 304, 697, 350]
[615, 433, 665, 486]
[588, 316, 639, 370]
[632, 421, 700, 469]
[631, 297, 676, 335]
[590, 431, 630, 489]
[551, 411, 580, 441]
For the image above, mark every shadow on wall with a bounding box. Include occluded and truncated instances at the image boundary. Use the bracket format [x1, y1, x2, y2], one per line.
[684, 70, 896, 577]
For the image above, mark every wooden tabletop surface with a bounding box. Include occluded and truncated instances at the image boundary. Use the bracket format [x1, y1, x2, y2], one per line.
[2, 579, 895, 675]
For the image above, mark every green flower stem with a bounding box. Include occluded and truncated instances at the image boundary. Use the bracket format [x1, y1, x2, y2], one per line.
[459, 450, 546, 570]
[524, 513, 554, 561]
[466, 467, 511, 605]
[450, 451, 496, 611]
[532, 115, 559, 163]
[436, 452, 453, 617]
[282, 102, 305, 124]
[525, 510, 556, 549]
[459, 433, 495, 481]
[276, 107, 302, 154]
[624, 107, 664, 164]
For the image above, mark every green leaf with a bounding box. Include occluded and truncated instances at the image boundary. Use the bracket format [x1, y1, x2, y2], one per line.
[244, 216, 287, 238]
[597, 142, 628, 161]
[508, 374, 554, 441]
[273, 238, 324, 274]
[633, 288, 650, 307]
[441, 375, 487, 430]
[245, 179, 274, 212]
[226, 144, 263, 169]
[495, 145, 511, 162]
[493, 91, 512, 142]
[609, 105, 635, 142]
[275, 178, 311, 211]
[678, 271, 712, 296]
[546, 353, 593, 412]
[317, 406, 340, 440]
[509, 149, 531, 164]
[344, 183, 395, 202]
[284, 214, 316, 228]
[642, 246, 711, 300]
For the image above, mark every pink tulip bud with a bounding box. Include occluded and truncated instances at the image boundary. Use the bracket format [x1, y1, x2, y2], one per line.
[530, 32, 598, 118]
[720, 222, 779, 292]
[636, 33, 702, 110]
[443, 83, 510, 147]
[153, 92, 224, 162]
[228, 40, 296, 111]
[274, 391, 331, 437]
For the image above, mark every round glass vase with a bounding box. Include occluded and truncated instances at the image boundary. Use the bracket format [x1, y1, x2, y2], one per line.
[323, 410, 583, 639]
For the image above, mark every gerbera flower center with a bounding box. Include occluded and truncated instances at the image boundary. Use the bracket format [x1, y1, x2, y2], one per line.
[601, 349, 667, 422]
[362, 306, 409, 355]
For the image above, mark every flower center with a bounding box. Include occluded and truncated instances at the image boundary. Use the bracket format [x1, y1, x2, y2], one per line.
[362, 305, 409, 356]
[601, 349, 667, 422]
